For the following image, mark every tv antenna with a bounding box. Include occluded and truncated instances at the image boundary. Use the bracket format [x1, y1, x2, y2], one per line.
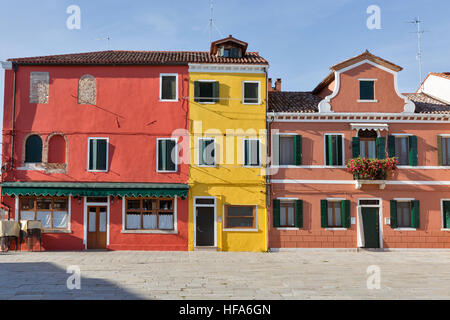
[206, 0, 223, 43]
[96, 36, 111, 50]
[408, 17, 426, 87]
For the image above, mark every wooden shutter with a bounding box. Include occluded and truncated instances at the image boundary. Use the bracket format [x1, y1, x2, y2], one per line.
[320, 200, 328, 228]
[437, 135, 443, 166]
[294, 135, 302, 165]
[273, 199, 280, 228]
[25, 135, 43, 163]
[294, 199, 303, 228]
[388, 135, 396, 158]
[326, 135, 333, 165]
[244, 140, 249, 166]
[272, 134, 280, 166]
[166, 140, 176, 171]
[376, 137, 386, 159]
[96, 139, 107, 171]
[411, 200, 420, 229]
[342, 200, 351, 228]
[89, 139, 95, 170]
[444, 201, 450, 229]
[390, 200, 398, 228]
[194, 81, 200, 102]
[212, 81, 219, 103]
[158, 140, 166, 171]
[336, 135, 343, 165]
[409, 136, 418, 166]
[352, 137, 360, 158]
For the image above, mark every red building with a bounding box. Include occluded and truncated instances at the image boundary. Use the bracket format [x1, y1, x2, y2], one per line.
[268, 51, 450, 250]
[1, 51, 193, 250]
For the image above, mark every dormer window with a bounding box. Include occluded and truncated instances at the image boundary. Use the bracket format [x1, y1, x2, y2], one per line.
[359, 79, 376, 102]
[210, 35, 248, 59]
[219, 46, 241, 58]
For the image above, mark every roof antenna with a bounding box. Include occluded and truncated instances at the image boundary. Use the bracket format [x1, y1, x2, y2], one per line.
[207, 0, 223, 43]
[95, 36, 111, 50]
[408, 17, 427, 88]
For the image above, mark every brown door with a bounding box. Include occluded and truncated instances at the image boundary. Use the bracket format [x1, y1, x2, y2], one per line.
[87, 206, 107, 249]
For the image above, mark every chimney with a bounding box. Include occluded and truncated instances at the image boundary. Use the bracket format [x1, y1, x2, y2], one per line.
[275, 78, 282, 91]
[268, 78, 273, 92]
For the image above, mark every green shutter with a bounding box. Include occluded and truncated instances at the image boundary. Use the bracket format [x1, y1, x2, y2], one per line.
[360, 81, 374, 100]
[272, 134, 280, 166]
[326, 135, 333, 165]
[194, 81, 200, 102]
[388, 135, 396, 158]
[390, 200, 398, 228]
[336, 135, 343, 165]
[294, 135, 302, 165]
[166, 140, 176, 171]
[444, 201, 450, 229]
[25, 135, 43, 163]
[96, 139, 107, 171]
[212, 81, 219, 103]
[409, 136, 418, 166]
[437, 135, 443, 166]
[90, 139, 97, 170]
[158, 140, 166, 171]
[352, 137, 360, 158]
[320, 200, 328, 228]
[273, 199, 280, 228]
[376, 137, 386, 159]
[294, 199, 303, 228]
[342, 200, 351, 228]
[411, 200, 420, 229]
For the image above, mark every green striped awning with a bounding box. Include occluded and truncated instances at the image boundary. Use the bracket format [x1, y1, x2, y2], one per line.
[1, 182, 188, 198]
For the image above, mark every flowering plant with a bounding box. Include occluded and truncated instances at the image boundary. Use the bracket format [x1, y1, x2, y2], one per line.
[346, 157, 398, 180]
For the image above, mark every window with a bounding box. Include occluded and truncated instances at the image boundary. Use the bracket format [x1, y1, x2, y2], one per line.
[157, 139, 177, 172]
[30, 72, 49, 104]
[125, 198, 174, 230]
[325, 134, 343, 166]
[198, 138, 216, 166]
[160, 74, 178, 101]
[273, 199, 303, 228]
[390, 200, 420, 229]
[25, 135, 43, 163]
[243, 139, 260, 167]
[273, 134, 302, 166]
[224, 205, 256, 229]
[19, 197, 68, 229]
[359, 80, 375, 101]
[279, 136, 294, 165]
[78, 75, 96, 105]
[442, 201, 450, 229]
[219, 46, 241, 58]
[88, 138, 108, 171]
[388, 135, 417, 166]
[194, 81, 219, 103]
[48, 135, 66, 164]
[395, 137, 409, 165]
[438, 136, 450, 166]
[321, 200, 351, 228]
[243, 81, 260, 104]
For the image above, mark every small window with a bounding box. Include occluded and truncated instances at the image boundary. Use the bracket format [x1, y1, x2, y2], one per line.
[442, 201, 450, 229]
[25, 135, 43, 163]
[125, 198, 174, 230]
[243, 81, 260, 104]
[390, 200, 420, 229]
[48, 135, 66, 164]
[325, 134, 343, 166]
[439, 136, 450, 166]
[397, 201, 412, 228]
[88, 138, 108, 171]
[225, 205, 256, 229]
[157, 139, 177, 172]
[279, 201, 295, 227]
[19, 197, 68, 229]
[78, 75, 96, 105]
[395, 137, 409, 165]
[279, 136, 294, 165]
[30, 72, 49, 104]
[194, 81, 219, 103]
[359, 80, 374, 100]
[327, 201, 343, 227]
[198, 138, 216, 166]
[160, 74, 177, 101]
[243, 139, 260, 167]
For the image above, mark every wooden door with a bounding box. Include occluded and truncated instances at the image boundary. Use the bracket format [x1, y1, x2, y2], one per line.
[362, 207, 380, 248]
[87, 206, 107, 249]
[196, 206, 214, 246]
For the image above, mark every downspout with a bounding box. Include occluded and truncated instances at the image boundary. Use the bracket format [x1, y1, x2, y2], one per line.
[10, 63, 17, 170]
[264, 66, 269, 252]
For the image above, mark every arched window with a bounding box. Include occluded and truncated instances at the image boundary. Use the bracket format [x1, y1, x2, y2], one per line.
[48, 135, 66, 164]
[78, 75, 96, 105]
[25, 135, 43, 163]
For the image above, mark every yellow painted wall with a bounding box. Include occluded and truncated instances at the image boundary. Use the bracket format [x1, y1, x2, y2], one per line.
[188, 71, 268, 252]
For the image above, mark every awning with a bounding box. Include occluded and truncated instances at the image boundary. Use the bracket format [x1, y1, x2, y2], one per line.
[1, 182, 188, 198]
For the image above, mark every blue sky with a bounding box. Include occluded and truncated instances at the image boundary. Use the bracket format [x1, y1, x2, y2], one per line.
[0, 0, 449, 106]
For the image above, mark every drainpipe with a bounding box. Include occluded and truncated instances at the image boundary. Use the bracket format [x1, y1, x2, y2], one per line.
[10, 63, 18, 170]
[264, 66, 269, 252]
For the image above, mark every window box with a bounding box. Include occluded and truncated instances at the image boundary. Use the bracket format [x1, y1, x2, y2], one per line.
[347, 157, 398, 184]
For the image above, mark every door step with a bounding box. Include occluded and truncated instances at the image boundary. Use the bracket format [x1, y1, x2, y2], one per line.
[194, 246, 218, 252]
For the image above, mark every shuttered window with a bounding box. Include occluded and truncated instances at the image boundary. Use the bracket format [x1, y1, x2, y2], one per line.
[243, 81, 260, 104]
[25, 135, 43, 163]
[199, 138, 216, 166]
[244, 139, 260, 167]
[157, 139, 177, 172]
[325, 134, 343, 166]
[443, 201, 450, 229]
[194, 81, 219, 103]
[160, 74, 177, 101]
[390, 200, 420, 229]
[359, 80, 375, 100]
[321, 200, 350, 228]
[272, 199, 303, 228]
[437, 136, 450, 166]
[30, 72, 49, 104]
[388, 135, 418, 166]
[88, 138, 108, 171]
[352, 136, 386, 159]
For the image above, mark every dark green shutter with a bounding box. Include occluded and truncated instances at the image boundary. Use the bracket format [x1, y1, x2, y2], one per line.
[244, 140, 249, 166]
[326, 135, 333, 165]
[390, 200, 398, 228]
[273, 199, 280, 228]
[352, 137, 360, 158]
[411, 200, 420, 229]
[360, 81, 374, 100]
[96, 139, 107, 171]
[212, 81, 219, 103]
[25, 135, 43, 163]
[342, 200, 351, 228]
[294, 199, 303, 228]
[88, 140, 94, 170]
[444, 201, 450, 229]
[158, 140, 166, 171]
[437, 135, 443, 166]
[194, 81, 200, 102]
[388, 135, 396, 158]
[320, 200, 328, 228]
[294, 135, 302, 165]
[409, 136, 418, 166]
[336, 135, 343, 165]
[166, 140, 176, 171]
[376, 137, 386, 159]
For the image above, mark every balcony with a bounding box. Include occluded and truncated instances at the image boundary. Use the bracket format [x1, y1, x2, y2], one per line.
[347, 157, 398, 190]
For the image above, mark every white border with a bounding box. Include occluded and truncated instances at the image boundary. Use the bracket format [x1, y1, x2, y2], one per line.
[194, 80, 219, 104]
[357, 197, 383, 249]
[242, 80, 261, 105]
[193, 196, 217, 247]
[159, 73, 178, 102]
[156, 137, 178, 173]
[87, 137, 109, 172]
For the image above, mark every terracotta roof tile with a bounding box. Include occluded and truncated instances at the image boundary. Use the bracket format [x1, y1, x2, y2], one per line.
[268, 91, 321, 113]
[7, 50, 268, 65]
[406, 93, 450, 114]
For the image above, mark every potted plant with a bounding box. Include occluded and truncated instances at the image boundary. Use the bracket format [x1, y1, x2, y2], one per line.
[346, 157, 398, 181]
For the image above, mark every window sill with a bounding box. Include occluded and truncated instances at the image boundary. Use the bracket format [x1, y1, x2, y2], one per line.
[42, 229, 72, 234]
[121, 230, 178, 234]
[156, 170, 178, 173]
[159, 99, 178, 102]
[324, 227, 348, 231]
[243, 165, 262, 168]
[441, 228, 450, 231]
[276, 227, 300, 230]
[197, 165, 217, 168]
[394, 228, 417, 231]
[243, 102, 261, 105]
[17, 164, 45, 171]
[197, 101, 216, 104]
[323, 166, 346, 169]
[87, 170, 109, 173]
[357, 99, 378, 103]
[223, 228, 259, 232]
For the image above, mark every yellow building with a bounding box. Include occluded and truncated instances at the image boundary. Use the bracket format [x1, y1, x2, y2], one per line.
[188, 36, 269, 251]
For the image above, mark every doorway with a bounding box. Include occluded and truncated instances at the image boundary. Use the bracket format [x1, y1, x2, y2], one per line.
[87, 206, 107, 249]
[194, 197, 216, 247]
[361, 207, 380, 248]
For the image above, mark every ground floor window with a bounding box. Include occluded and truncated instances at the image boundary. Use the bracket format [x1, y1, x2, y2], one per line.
[390, 200, 420, 229]
[19, 197, 69, 229]
[125, 198, 174, 230]
[224, 205, 256, 229]
[272, 199, 303, 228]
[443, 201, 450, 229]
[321, 199, 351, 228]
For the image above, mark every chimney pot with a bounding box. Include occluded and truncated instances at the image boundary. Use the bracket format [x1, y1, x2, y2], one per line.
[275, 78, 282, 91]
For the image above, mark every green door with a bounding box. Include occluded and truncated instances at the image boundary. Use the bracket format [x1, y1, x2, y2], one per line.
[362, 207, 380, 248]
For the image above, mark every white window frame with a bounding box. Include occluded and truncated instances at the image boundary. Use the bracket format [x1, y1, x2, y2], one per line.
[156, 137, 178, 173]
[357, 79, 378, 103]
[393, 198, 417, 231]
[242, 138, 262, 168]
[195, 80, 218, 104]
[440, 199, 450, 231]
[242, 80, 261, 105]
[438, 134, 450, 167]
[197, 137, 217, 167]
[276, 198, 298, 230]
[277, 133, 297, 167]
[159, 73, 178, 102]
[87, 137, 109, 172]
[323, 133, 346, 168]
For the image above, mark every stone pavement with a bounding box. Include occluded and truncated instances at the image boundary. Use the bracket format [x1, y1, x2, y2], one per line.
[0, 250, 449, 299]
